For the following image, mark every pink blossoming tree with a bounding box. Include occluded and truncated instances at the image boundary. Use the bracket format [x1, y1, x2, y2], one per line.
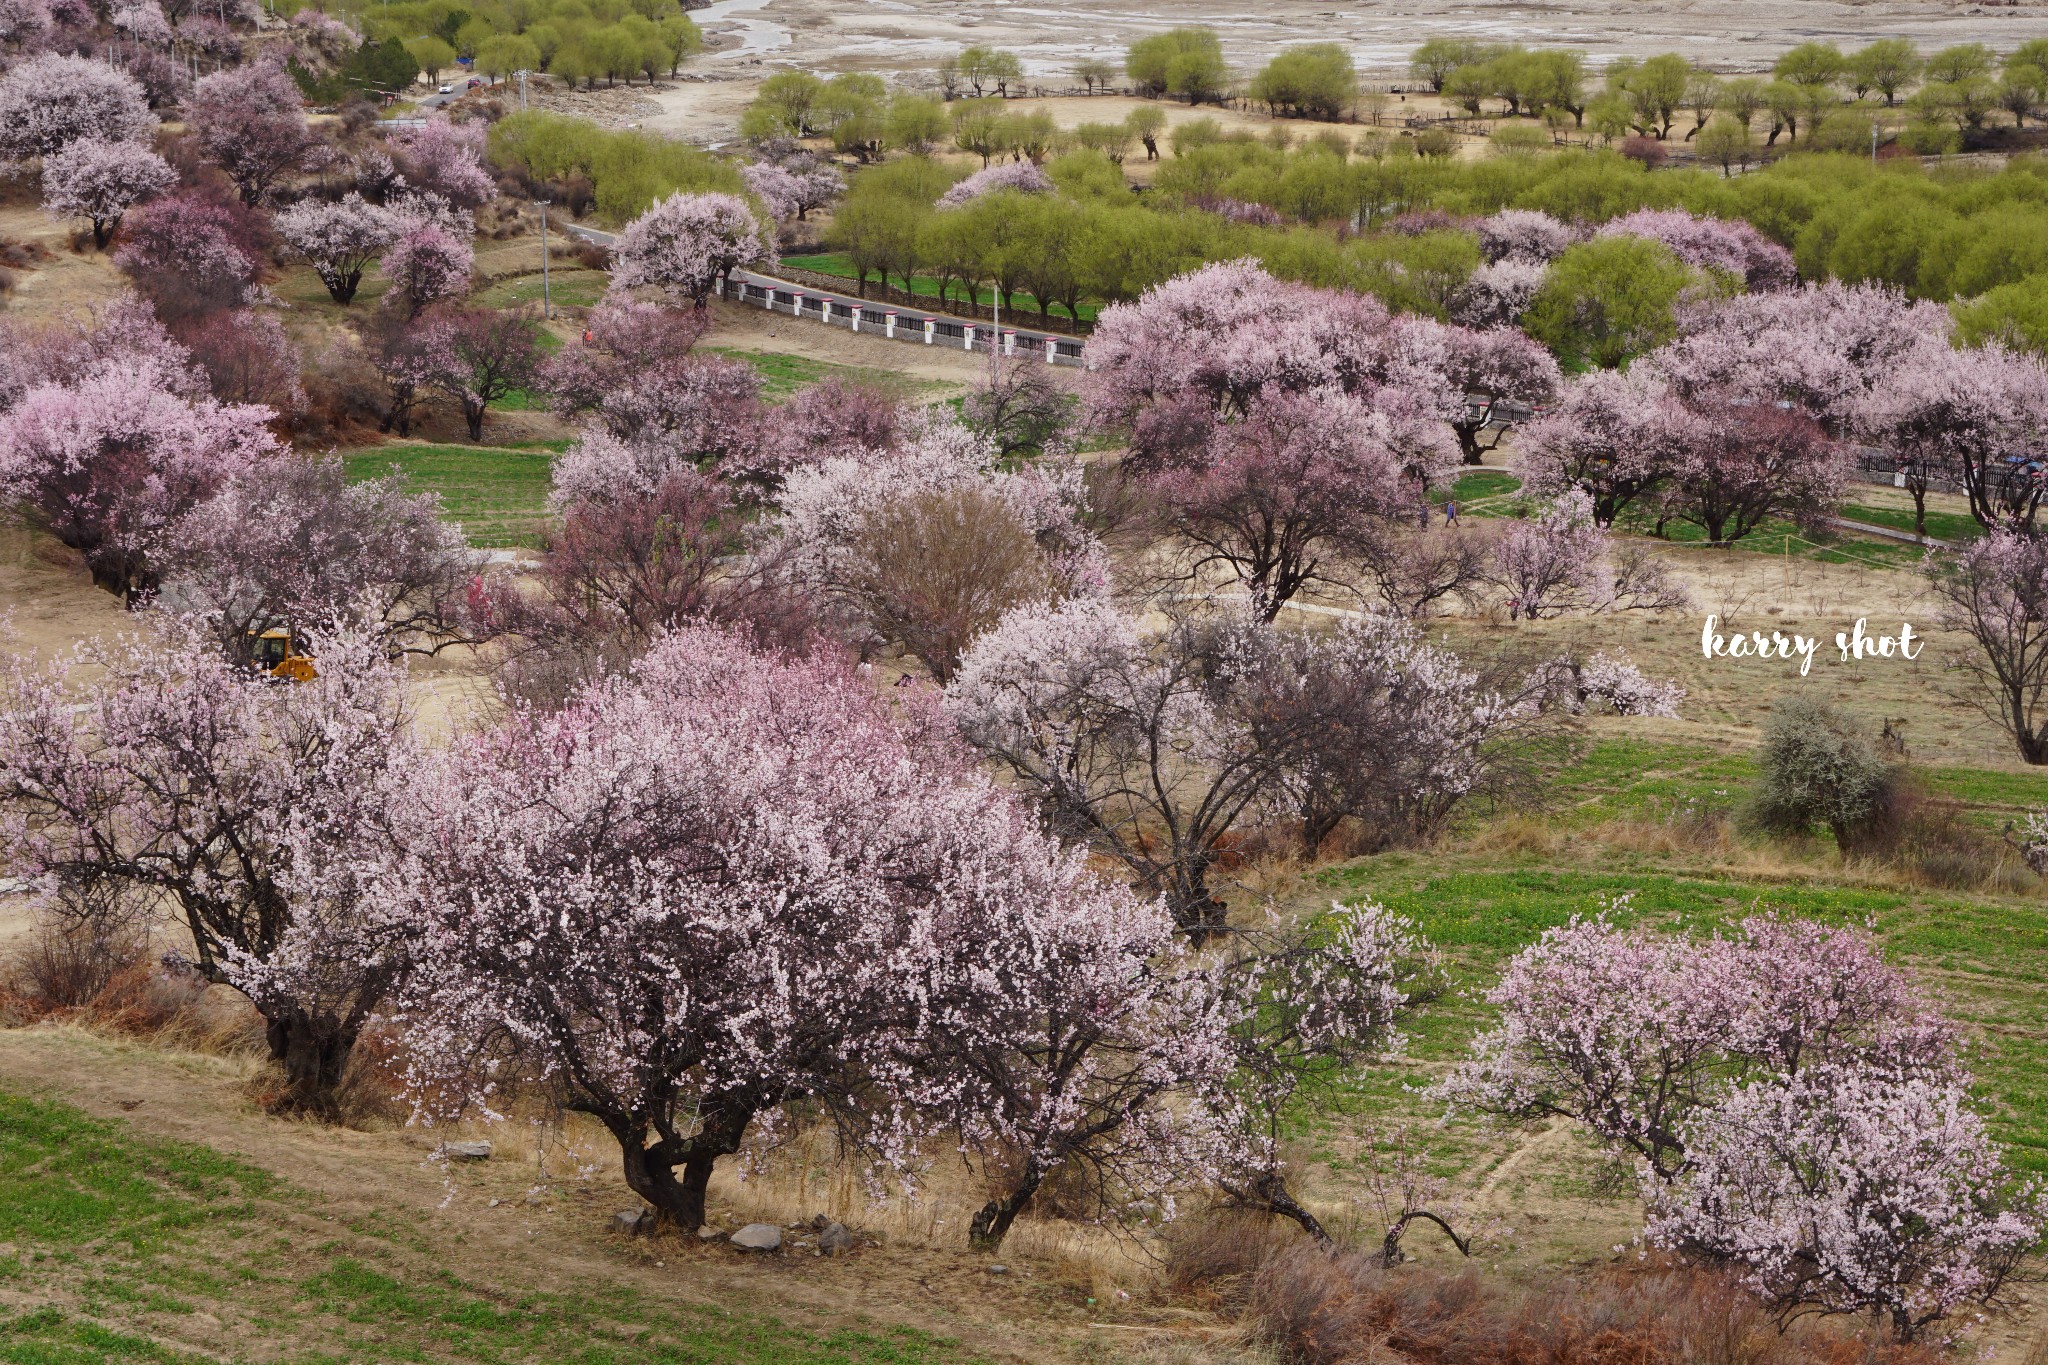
[186, 62, 326, 206]
[275, 193, 400, 305]
[1926, 530, 2048, 765]
[0, 54, 155, 162]
[608, 191, 768, 309]
[1596, 209, 1798, 292]
[0, 369, 279, 599]
[0, 620, 417, 1117]
[40, 136, 174, 248]
[935, 159, 1053, 208]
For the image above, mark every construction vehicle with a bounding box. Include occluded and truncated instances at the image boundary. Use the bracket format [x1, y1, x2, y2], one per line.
[249, 629, 318, 682]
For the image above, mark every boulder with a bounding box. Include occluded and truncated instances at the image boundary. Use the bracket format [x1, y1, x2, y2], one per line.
[439, 1140, 492, 1161]
[818, 1222, 854, 1256]
[729, 1223, 782, 1252]
[612, 1208, 653, 1237]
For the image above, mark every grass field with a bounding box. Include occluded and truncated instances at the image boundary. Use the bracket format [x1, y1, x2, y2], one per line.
[1840, 501, 1984, 545]
[342, 444, 558, 548]
[0, 1091, 984, 1365]
[779, 254, 1098, 325]
[703, 348, 944, 402]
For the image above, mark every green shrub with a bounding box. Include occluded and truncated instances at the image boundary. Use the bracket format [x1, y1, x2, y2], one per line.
[1751, 696, 1901, 852]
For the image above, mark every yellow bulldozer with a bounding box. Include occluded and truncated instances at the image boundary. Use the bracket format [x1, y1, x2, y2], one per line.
[249, 628, 318, 682]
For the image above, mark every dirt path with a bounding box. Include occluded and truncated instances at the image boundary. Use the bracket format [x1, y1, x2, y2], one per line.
[0, 1024, 1192, 1363]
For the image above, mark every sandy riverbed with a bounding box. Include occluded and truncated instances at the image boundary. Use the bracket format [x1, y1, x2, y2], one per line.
[635, 0, 2048, 142]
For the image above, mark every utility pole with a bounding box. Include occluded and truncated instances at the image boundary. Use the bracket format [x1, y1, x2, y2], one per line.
[1872, 118, 1879, 165]
[537, 199, 553, 320]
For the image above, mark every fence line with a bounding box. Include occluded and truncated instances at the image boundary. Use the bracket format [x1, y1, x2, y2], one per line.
[720, 277, 1087, 367]
[766, 263, 1089, 336]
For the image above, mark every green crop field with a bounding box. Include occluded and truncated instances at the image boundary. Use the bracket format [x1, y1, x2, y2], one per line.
[342, 443, 560, 549]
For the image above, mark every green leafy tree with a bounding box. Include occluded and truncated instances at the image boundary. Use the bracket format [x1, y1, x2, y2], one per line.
[1073, 57, 1117, 94]
[1408, 37, 1486, 93]
[1954, 275, 2048, 353]
[1848, 38, 1920, 105]
[885, 93, 949, 156]
[404, 35, 457, 83]
[1126, 104, 1167, 160]
[958, 44, 1025, 98]
[1774, 41, 1847, 89]
[1248, 43, 1355, 120]
[475, 34, 540, 83]
[738, 70, 823, 140]
[1126, 27, 1224, 103]
[1525, 236, 1695, 368]
[1696, 114, 1752, 176]
[951, 99, 1008, 166]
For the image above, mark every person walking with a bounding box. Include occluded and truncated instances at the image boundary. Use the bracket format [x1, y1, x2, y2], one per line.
[1444, 499, 1460, 528]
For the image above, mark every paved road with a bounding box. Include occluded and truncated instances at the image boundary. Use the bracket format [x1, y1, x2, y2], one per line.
[557, 221, 1084, 354]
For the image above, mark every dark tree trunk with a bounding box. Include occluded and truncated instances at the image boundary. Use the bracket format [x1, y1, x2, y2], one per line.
[1381, 1209, 1473, 1268]
[264, 1012, 358, 1120]
[1236, 1171, 1333, 1248]
[970, 1163, 1043, 1248]
[464, 399, 486, 441]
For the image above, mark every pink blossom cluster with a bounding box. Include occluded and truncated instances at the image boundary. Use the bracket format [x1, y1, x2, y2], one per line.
[775, 407, 1108, 596]
[0, 53, 155, 163]
[609, 191, 768, 308]
[935, 159, 1053, 208]
[1595, 209, 1797, 293]
[1436, 913, 2040, 1337]
[39, 136, 174, 247]
[1451, 257, 1547, 328]
[1476, 209, 1573, 264]
[390, 117, 496, 212]
[0, 299, 279, 599]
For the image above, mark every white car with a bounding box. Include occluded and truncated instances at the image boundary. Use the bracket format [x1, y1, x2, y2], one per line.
[437, 82, 454, 94]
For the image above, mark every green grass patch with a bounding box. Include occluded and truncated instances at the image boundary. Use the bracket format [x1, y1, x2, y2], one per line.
[343, 443, 555, 548]
[473, 269, 609, 311]
[1436, 469, 1521, 505]
[1839, 502, 1982, 545]
[0, 1089, 990, 1365]
[702, 348, 945, 402]
[779, 254, 1098, 325]
[1611, 509, 1925, 568]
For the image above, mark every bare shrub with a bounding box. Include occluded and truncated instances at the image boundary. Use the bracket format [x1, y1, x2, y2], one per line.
[1190, 1249, 1949, 1365]
[851, 485, 1054, 682]
[1751, 696, 1902, 854]
[7, 876, 150, 1014]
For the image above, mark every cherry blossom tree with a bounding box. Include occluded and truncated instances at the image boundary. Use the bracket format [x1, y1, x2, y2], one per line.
[1127, 389, 1415, 619]
[1236, 614, 1523, 854]
[111, 0, 171, 47]
[40, 137, 174, 249]
[1451, 257, 1548, 329]
[775, 410, 1105, 674]
[609, 191, 768, 309]
[1476, 208, 1573, 264]
[1644, 1064, 2045, 1340]
[1595, 209, 1797, 292]
[389, 117, 495, 211]
[0, 620, 416, 1117]
[275, 193, 400, 305]
[383, 623, 1196, 1234]
[1085, 260, 1398, 428]
[112, 187, 262, 320]
[935, 159, 1053, 208]
[158, 454, 487, 667]
[1854, 342, 2048, 536]
[1927, 531, 2048, 765]
[741, 161, 805, 221]
[0, 369, 279, 599]
[377, 220, 474, 319]
[186, 62, 326, 206]
[1436, 914, 1961, 1183]
[0, 0, 52, 47]
[539, 300, 762, 469]
[945, 599, 1279, 941]
[1665, 401, 1848, 545]
[365, 311, 443, 437]
[1492, 489, 1688, 618]
[0, 294, 203, 410]
[1535, 648, 1686, 717]
[178, 309, 307, 416]
[1647, 282, 1952, 433]
[1514, 368, 1700, 526]
[0, 54, 155, 163]
[1440, 325, 1562, 465]
[528, 467, 806, 657]
[745, 377, 901, 487]
[418, 306, 542, 442]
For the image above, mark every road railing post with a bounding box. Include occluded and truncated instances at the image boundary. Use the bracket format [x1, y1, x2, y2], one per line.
[886, 311, 898, 339]
[964, 324, 976, 352]
[923, 318, 935, 345]
[1003, 329, 1016, 356]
